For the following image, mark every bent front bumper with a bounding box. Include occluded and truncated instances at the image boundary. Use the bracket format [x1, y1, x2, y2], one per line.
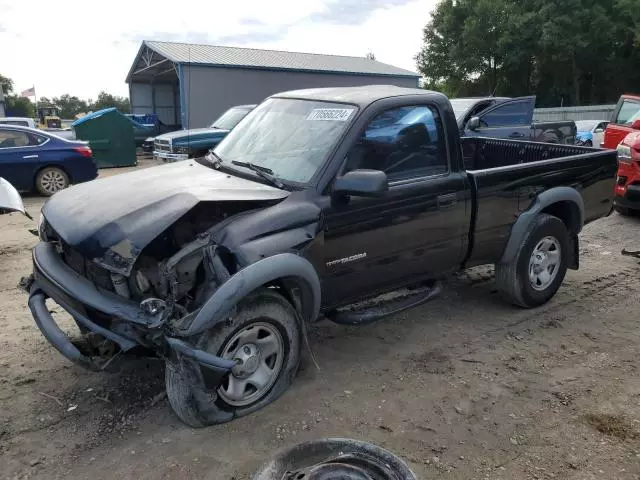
[27, 242, 235, 379]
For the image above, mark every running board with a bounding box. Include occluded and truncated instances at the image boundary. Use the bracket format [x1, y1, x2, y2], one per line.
[327, 281, 443, 326]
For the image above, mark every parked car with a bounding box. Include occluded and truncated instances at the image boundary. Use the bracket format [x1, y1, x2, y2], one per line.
[452, 96, 577, 144]
[0, 117, 37, 128]
[23, 86, 615, 427]
[153, 104, 256, 162]
[0, 125, 97, 196]
[613, 130, 640, 215]
[574, 120, 609, 147]
[602, 94, 640, 149]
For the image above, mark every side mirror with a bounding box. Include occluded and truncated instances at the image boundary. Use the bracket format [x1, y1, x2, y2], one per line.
[631, 119, 640, 130]
[0, 177, 28, 217]
[467, 116, 481, 131]
[333, 169, 388, 198]
[594, 128, 604, 133]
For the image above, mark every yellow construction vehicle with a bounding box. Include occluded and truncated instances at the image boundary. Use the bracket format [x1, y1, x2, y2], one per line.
[37, 105, 62, 129]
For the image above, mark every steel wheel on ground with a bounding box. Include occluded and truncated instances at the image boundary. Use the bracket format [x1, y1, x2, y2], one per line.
[36, 167, 69, 196]
[496, 213, 570, 308]
[166, 288, 301, 427]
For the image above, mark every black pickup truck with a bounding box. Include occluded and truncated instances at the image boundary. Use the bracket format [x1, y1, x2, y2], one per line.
[21, 86, 616, 427]
[452, 96, 577, 144]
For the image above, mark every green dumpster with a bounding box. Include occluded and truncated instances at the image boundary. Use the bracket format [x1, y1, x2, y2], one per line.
[71, 108, 137, 168]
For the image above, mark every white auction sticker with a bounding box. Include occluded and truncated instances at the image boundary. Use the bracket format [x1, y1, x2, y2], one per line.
[307, 108, 354, 121]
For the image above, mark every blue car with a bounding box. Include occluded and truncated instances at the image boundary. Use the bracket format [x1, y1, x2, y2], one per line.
[0, 125, 98, 196]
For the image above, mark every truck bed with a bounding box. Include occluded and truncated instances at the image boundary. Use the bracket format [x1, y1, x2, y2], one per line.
[461, 137, 618, 268]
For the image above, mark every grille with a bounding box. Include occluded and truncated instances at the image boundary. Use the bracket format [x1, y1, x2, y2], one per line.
[154, 139, 171, 152]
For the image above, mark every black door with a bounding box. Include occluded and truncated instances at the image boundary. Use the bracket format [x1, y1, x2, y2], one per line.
[321, 104, 470, 308]
[464, 96, 535, 140]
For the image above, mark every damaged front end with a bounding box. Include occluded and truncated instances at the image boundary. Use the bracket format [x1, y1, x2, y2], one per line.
[26, 193, 321, 403]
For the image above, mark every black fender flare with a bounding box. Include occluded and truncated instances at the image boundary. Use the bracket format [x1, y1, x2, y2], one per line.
[500, 186, 584, 265]
[180, 253, 321, 337]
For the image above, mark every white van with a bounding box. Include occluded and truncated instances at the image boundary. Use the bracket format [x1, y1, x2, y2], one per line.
[0, 117, 36, 128]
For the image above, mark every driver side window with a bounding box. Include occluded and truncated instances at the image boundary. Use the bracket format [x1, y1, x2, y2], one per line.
[343, 104, 447, 182]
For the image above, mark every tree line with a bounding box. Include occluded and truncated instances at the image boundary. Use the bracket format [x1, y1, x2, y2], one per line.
[416, 0, 640, 106]
[1, 74, 130, 118]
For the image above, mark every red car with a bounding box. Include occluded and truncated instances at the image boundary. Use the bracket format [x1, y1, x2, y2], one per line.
[603, 95, 640, 215]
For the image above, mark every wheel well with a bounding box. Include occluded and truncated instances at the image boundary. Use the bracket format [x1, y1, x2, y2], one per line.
[34, 164, 71, 188]
[268, 277, 316, 323]
[541, 201, 581, 234]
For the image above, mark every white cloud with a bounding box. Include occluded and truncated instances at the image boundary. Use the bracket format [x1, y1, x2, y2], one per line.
[0, 0, 435, 100]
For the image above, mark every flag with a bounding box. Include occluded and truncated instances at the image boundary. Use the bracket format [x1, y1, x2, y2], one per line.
[21, 87, 35, 98]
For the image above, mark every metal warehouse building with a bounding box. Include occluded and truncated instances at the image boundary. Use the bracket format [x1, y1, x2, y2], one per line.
[126, 40, 420, 129]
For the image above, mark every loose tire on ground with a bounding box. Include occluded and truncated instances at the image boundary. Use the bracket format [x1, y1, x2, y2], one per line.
[496, 214, 570, 308]
[166, 288, 301, 427]
[35, 167, 69, 196]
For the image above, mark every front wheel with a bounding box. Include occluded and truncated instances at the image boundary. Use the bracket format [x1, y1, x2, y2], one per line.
[496, 214, 570, 308]
[166, 289, 301, 427]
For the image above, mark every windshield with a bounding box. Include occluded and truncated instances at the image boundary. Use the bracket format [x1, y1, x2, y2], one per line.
[211, 107, 252, 130]
[214, 98, 357, 183]
[449, 99, 482, 120]
[575, 120, 598, 132]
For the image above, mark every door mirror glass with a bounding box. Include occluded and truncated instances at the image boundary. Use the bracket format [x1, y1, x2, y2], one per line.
[467, 116, 481, 130]
[333, 169, 388, 197]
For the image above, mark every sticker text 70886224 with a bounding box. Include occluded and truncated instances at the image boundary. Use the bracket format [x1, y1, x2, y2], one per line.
[307, 108, 354, 121]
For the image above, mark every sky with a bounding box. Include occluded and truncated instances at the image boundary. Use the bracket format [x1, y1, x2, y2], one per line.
[0, 0, 436, 100]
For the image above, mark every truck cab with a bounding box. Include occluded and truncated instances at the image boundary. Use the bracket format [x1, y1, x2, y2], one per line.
[603, 94, 640, 149]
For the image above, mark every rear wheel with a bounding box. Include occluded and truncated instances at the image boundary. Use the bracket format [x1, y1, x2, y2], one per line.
[166, 289, 301, 427]
[36, 167, 69, 196]
[496, 214, 570, 308]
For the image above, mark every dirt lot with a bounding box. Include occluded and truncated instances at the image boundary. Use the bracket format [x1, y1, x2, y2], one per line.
[1, 163, 640, 479]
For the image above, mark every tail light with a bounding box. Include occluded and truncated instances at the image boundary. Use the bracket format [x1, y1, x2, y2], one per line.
[73, 146, 93, 158]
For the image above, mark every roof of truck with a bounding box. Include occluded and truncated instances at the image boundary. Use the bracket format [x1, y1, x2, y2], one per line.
[272, 85, 443, 108]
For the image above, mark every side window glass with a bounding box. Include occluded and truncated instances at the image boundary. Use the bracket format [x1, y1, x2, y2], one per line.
[0, 131, 30, 149]
[615, 101, 640, 125]
[344, 105, 448, 181]
[479, 102, 529, 128]
[29, 134, 47, 146]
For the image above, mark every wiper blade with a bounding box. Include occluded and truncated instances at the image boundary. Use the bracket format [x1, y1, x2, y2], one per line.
[231, 160, 284, 188]
[205, 150, 223, 168]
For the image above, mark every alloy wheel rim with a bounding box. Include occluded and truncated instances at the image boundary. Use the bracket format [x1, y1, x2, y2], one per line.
[41, 170, 66, 194]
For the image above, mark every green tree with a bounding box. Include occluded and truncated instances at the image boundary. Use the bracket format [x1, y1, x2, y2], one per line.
[90, 91, 130, 113]
[0, 74, 14, 94]
[5, 95, 36, 117]
[416, 0, 640, 106]
[53, 94, 89, 118]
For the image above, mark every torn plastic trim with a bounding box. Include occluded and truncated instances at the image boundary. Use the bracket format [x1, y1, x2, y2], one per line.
[28, 287, 138, 371]
[165, 337, 236, 371]
[179, 253, 321, 337]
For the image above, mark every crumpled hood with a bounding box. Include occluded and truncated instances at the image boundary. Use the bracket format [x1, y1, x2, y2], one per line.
[42, 161, 289, 275]
[156, 127, 227, 143]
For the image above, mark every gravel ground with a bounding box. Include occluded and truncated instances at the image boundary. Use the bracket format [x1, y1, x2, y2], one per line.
[1, 162, 639, 479]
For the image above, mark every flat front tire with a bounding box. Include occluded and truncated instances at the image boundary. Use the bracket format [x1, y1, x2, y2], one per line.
[496, 214, 570, 308]
[166, 289, 301, 428]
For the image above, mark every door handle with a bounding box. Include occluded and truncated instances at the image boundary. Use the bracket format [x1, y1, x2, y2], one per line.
[23, 155, 38, 159]
[437, 193, 457, 208]
[509, 132, 526, 139]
